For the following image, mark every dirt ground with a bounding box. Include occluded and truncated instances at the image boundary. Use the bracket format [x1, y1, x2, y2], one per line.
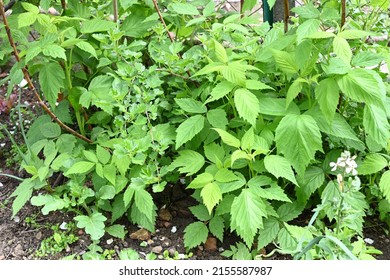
[0, 76, 389, 261]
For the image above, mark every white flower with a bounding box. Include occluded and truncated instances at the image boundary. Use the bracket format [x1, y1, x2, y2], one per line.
[330, 162, 338, 171]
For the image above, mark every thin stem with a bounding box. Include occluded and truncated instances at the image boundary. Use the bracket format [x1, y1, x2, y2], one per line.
[152, 0, 175, 43]
[0, 1, 92, 143]
[336, 194, 344, 235]
[341, 0, 346, 28]
[284, 0, 290, 33]
[113, 0, 118, 22]
[0, 173, 24, 181]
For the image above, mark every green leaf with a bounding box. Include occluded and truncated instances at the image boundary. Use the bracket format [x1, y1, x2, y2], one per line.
[271, 50, 299, 74]
[255, 184, 292, 202]
[21, 2, 40, 14]
[213, 128, 240, 148]
[296, 166, 325, 202]
[277, 202, 304, 222]
[241, 127, 255, 151]
[352, 52, 384, 67]
[74, 213, 107, 241]
[207, 80, 235, 102]
[231, 150, 251, 166]
[18, 12, 38, 28]
[105, 225, 126, 239]
[363, 104, 390, 149]
[112, 194, 128, 223]
[31, 195, 66, 215]
[209, 216, 225, 242]
[187, 173, 214, 189]
[189, 204, 211, 221]
[76, 41, 98, 59]
[83, 150, 98, 163]
[103, 165, 116, 185]
[257, 217, 280, 249]
[258, 97, 300, 116]
[215, 168, 239, 183]
[220, 61, 247, 86]
[296, 19, 321, 43]
[193, 62, 224, 77]
[40, 122, 61, 138]
[65, 161, 95, 175]
[333, 36, 352, 64]
[134, 189, 154, 221]
[275, 114, 323, 175]
[234, 88, 260, 127]
[358, 154, 388, 175]
[175, 115, 205, 149]
[39, 62, 65, 108]
[201, 182, 222, 214]
[264, 155, 298, 186]
[169, 150, 205, 175]
[170, 3, 199, 15]
[207, 109, 228, 129]
[315, 78, 340, 123]
[96, 145, 111, 165]
[96, 185, 116, 200]
[338, 30, 371, 39]
[212, 39, 228, 64]
[10, 179, 34, 218]
[42, 45, 67, 60]
[119, 249, 139, 260]
[81, 19, 116, 33]
[123, 186, 135, 207]
[337, 68, 386, 107]
[204, 143, 225, 164]
[286, 78, 304, 108]
[379, 170, 390, 203]
[175, 98, 207, 114]
[230, 189, 267, 247]
[245, 80, 274, 91]
[183, 222, 209, 249]
[291, 3, 320, 19]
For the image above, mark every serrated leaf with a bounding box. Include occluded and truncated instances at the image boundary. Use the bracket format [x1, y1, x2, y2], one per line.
[241, 127, 255, 151]
[169, 150, 205, 175]
[96, 185, 116, 200]
[201, 182, 222, 214]
[264, 155, 298, 186]
[277, 202, 304, 222]
[204, 143, 225, 164]
[220, 62, 246, 86]
[123, 186, 135, 207]
[18, 12, 38, 28]
[207, 109, 228, 129]
[119, 249, 139, 260]
[112, 194, 128, 223]
[40, 122, 61, 139]
[296, 166, 325, 202]
[209, 216, 225, 242]
[333, 36, 352, 64]
[76, 41, 97, 59]
[315, 78, 340, 123]
[175, 98, 207, 114]
[207, 81, 235, 102]
[363, 104, 390, 149]
[215, 168, 239, 183]
[105, 224, 126, 239]
[103, 164, 116, 185]
[255, 184, 292, 202]
[187, 173, 214, 189]
[183, 222, 209, 249]
[271, 50, 299, 74]
[257, 217, 280, 249]
[81, 19, 116, 33]
[83, 150, 98, 163]
[189, 204, 211, 221]
[245, 80, 274, 91]
[337, 68, 386, 107]
[175, 115, 205, 149]
[21, 2, 40, 14]
[42, 45, 67, 60]
[286, 79, 304, 109]
[10, 179, 34, 218]
[379, 170, 390, 203]
[97, 145, 111, 165]
[212, 39, 228, 63]
[231, 150, 251, 166]
[275, 114, 323, 176]
[170, 3, 199, 15]
[230, 189, 267, 247]
[296, 19, 321, 43]
[291, 3, 320, 19]
[338, 30, 371, 39]
[31, 194, 66, 215]
[358, 154, 388, 175]
[134, 189, 154, 221]
[234, 88, 260, 127]
[352, 52, 384, 67]
[39, 62, 65, 108]
[74, 213, 107, 241]
[65, 161, 95, 175]
[213, 128, 240, 148]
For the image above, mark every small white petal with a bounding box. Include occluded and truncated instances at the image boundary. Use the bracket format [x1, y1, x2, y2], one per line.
[331, 166, 337, 171]
[352, 169, 358, 176]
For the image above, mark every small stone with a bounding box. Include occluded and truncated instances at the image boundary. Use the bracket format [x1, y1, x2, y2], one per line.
[35, 232, 42, 240]
[198, 245, 204, 251]
[158, 208, 172, 222]
[168, 248, 176, 257]
[147, 239, 154, 245]
[106, 238, 114, 245]
[60, 222, 68, 230]
[218, 247, 224, 252]
[65, 246, 71, 253]
[171, 226, 177, 233]
[158, 255, 164, 260]
[0, 255, 5, 260]
[178, 253, 186, 259]
[364, 238, 374, 245]
[13, 216, 20, 223]
[13, 244, 24, 257]
[130, 228, 151, 241]
[204, 237, 217, 252]
[152, 246, 163, 254]
[78, 230, 84, 235]
[162, 240, 171, 247]
[163, 222, 172, 228]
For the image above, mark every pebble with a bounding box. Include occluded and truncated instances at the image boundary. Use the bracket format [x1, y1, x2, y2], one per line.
[204, 237, 217, 252]
[168, 248, 176, 257]
[130, 228, 151, 241]
[364, 238, 374, 245]
[147, 239, 154, 245]
[171, 226, 177, 233]
[13, 244, 24, 257]
[106, 238, 114, 245]
[158, 208, 172, 222]
[0, 255, 5, 260]
[152, 246, 163, 254]
[35, 232, 42, 240]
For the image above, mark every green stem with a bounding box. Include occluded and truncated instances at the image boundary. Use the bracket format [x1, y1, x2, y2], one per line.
[336, 194, 344, 235]
[0, 173, 24, 181]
